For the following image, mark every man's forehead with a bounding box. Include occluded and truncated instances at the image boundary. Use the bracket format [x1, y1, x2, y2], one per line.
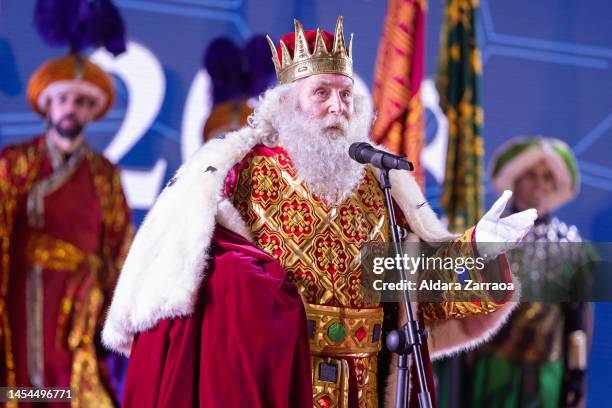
[533, 159, 553, 171]
[305, 74, 353, 88]
[53, 90, 92, 99]
[522, 159, 554, 175]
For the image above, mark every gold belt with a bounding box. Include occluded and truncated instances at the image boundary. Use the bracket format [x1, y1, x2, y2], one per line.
[26, 233, 101, 273]
[305, 303, 384, 357]
[24, 233, 113, 406]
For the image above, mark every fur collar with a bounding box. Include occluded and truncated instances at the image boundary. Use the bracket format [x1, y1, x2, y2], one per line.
[102, 128, 456, 355]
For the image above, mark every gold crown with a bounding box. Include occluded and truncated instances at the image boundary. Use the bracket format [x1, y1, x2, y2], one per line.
[266, 16, 353, 84]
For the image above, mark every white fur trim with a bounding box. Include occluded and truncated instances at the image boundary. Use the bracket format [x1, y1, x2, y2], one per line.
[372, 167, 458, 242]
[426, 277, 521, 360]
[38, 80, 108, 117]
[216, 198, 254, 242]
[102, 127, 259, 355]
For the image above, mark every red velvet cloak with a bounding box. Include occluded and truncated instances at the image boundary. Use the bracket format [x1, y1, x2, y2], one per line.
[122, 226, 313, 408]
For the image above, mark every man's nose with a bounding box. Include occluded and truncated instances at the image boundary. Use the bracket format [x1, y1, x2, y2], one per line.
[327, 92, 344, 114]
[63, 100, 78, 113]
[532, 175, 544, 187]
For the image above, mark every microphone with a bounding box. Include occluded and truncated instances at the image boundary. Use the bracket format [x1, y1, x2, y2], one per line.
[348, 142, 414, 171]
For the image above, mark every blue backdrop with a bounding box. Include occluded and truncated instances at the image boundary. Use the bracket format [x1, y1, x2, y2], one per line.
[1, 0, 611, 404]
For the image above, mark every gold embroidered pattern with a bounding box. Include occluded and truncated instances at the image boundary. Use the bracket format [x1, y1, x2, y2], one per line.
[230, 147, 390, 308]
[0, 139, 45, 398]
[230, 147, 389, 407]
[312, 356, 350, 408]
[69, 286, 114, 408]
[354, 355, 378, 407]
[419, 227, 510, 321]
[311, 355, 378, 408]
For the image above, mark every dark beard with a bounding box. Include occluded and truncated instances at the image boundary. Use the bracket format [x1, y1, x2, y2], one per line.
[49, 115, 84, 140]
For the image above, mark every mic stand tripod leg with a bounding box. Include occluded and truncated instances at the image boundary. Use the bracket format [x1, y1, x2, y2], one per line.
[396, 352, 409, 408]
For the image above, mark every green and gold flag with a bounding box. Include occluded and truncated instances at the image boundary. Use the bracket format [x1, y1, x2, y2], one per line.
[437, 0, 484, 231]
[435, 2, 484, 407]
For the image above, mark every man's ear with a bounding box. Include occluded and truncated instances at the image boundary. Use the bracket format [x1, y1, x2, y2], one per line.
[85, 110, 96, 123]
[44, 97, 52, 117]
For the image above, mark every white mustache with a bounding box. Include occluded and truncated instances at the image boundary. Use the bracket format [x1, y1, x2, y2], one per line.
[317, 115, 349, 134]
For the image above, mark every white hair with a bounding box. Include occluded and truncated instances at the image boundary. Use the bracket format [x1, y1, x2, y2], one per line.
[252, 78, 374, 205]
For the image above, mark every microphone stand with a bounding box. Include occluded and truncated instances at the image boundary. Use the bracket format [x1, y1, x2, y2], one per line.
[379, 168, 432, 408]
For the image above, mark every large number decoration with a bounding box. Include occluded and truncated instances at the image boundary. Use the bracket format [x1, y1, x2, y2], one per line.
[91, 41, 167, 209]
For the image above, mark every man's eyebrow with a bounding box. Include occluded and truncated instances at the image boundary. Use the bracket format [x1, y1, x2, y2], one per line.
[311, 79, 353, 88]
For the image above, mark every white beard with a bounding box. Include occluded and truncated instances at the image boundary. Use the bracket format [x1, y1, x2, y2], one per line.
[266, 86, 372, 205]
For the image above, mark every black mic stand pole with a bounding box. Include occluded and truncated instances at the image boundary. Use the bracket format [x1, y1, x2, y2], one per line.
[379, 168, 432, 408]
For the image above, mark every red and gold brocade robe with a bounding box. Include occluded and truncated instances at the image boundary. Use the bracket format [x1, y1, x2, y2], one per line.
[0, 136, 133, 407]
[226, 145, 512, 408]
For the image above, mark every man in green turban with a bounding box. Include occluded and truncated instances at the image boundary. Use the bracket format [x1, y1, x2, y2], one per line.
[471, 137, 595, 408]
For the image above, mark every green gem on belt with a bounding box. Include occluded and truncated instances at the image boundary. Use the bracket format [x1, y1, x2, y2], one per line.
[327, 322, 347, 343]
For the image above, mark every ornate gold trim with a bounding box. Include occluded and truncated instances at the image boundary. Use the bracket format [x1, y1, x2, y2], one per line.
[312, 356, 350, 408]
[306, 303, 383, 357]
[26, 233, 99, 272]
[26, 265, 44, 387]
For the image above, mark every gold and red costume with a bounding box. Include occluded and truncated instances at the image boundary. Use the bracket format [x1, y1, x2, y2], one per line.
[226, 144, 512, 407]
[0, 54, 132, 407]
[0, 136, 132, 407]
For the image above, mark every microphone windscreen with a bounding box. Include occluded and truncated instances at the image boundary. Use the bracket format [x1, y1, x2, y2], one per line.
[348, 142, 370, 163]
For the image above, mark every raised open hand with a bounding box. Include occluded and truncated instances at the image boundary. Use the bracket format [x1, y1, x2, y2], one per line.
[475, 190, 538, 259]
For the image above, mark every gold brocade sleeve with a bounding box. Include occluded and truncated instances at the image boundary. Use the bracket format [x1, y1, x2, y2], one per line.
[417, 226, 515, 321]
[0, 139, 44, 392]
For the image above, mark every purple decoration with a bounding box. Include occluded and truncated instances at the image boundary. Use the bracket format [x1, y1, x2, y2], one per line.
[244, 35, 276, 97]
[204, 37, 246, 105]
[69, 0, 97, 52]
[34, 0, 126, 56]
[87, 0, 126, 56]
[203, 35, 276, 106]
[34, 0, 81, 47]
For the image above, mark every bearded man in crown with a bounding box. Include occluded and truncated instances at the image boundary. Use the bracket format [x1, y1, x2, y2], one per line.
[103, 17, 537, 408]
